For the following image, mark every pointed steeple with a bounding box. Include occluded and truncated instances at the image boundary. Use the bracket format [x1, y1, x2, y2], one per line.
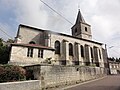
[75, 9, 85, 24]
[71, 9, 92, 40]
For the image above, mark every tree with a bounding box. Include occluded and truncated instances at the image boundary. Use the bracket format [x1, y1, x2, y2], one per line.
[119, 58, 120, 62]
[6, 39, 14, 43]
[0, 38, 3, 47]
[108, 57, 120, 62]
[0, 38, 10, 64]
[116, 58, 119, 62]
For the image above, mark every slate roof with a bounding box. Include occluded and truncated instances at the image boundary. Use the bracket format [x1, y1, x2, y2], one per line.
[76, 9, 86, 24]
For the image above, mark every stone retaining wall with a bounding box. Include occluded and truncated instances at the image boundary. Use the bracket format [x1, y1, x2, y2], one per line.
[39, 65, 105, 89]
[29, 65, 105, 88]
[0, 65, 106, 90]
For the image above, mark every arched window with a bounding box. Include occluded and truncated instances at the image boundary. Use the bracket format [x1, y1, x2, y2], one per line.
[90, 47, 93, 58]
[55, 41, 60, 54]
[81, 45, 84, 57]
[69, 43, 73, 56]
[99, 49, 101, 59]
[93, 46, 99, 67]
[29, 41, 36, 44]
[85, 27, 87, 32]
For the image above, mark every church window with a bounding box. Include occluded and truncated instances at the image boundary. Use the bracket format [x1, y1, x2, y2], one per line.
[38, 49, 44, 58]
[69, 43, 73, 56]
[38, 49, 40, 58]
[27, 41, 35, 57]
[90, 47, 93, 58]
[41, 50, 43, 58]
[85, 27, 87, 32]
[27, 48, 30, 57]
[81, 45, 84, 57]
[99, 49, 101, 59]
[30, 48, 33, 57]
[55, 41, 60, 54]
[27, 48, 34, 57]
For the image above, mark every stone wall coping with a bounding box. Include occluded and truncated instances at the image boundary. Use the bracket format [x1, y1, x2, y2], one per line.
[0, 80, 40, 85]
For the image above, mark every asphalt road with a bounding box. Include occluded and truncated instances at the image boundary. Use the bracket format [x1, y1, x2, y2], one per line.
[65, 75, 120, 90]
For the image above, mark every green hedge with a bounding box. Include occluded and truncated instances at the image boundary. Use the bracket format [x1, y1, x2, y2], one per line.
[0, 65, 26, 83]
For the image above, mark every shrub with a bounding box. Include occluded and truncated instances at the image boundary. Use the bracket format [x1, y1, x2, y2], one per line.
[26, 69, 34, 80]
[0, 65, 26, 83]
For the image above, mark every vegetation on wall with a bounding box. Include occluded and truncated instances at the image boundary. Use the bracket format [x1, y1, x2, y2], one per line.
[0, 65, 26, 83]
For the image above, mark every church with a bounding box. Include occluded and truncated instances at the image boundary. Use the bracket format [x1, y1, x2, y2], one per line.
[9, 10, 107, 68]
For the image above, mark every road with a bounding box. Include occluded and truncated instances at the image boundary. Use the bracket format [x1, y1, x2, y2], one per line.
[65, 75, 120, 90]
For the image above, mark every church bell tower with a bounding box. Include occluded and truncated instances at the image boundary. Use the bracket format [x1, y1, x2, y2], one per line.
[71, 9, 92, 40]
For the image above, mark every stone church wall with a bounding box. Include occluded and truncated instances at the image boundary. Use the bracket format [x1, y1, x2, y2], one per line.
[10, 45, 54, 66]
[15, 25, 105, 67]
[50, 33, 104, 67]
[18, 26, 44, 44]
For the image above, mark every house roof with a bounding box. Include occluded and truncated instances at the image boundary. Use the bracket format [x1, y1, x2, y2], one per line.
[19, 24, 103, 45]
[11, 43, 55, 51]
[108, 60, 120, 64]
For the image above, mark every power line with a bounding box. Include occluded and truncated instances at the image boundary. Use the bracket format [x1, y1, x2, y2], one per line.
[39, 0, 73, 25]
[0, 26, 13, 39]
[107, 46, 120, 57]
[109, 49, 120, 57]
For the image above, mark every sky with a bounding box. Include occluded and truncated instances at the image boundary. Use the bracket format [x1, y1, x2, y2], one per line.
[0, 0, 120, 58]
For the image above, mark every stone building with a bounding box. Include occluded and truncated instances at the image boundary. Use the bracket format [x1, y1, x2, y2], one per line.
[9, 10, 107, 68]
[108, 59, 120, 74]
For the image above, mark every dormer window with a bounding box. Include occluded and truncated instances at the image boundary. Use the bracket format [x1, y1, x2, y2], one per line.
[85, 27, 87, 32]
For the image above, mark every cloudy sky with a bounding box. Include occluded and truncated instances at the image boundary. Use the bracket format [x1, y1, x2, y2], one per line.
[0, 0, 120, 58]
